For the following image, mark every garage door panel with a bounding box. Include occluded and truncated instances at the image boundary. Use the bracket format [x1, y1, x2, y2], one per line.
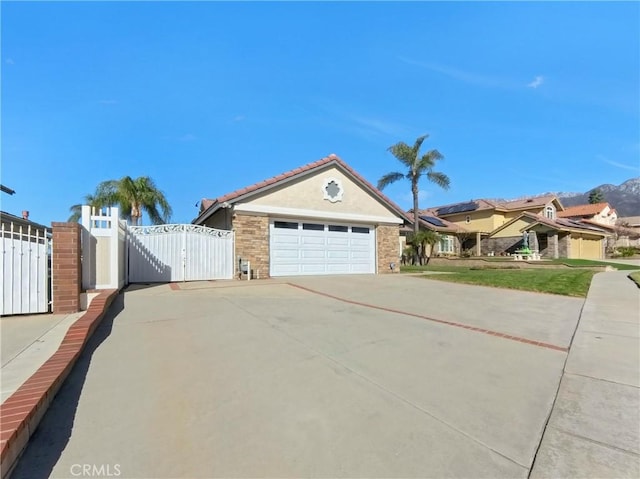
[327, 237, 349, 246]
[270, 220, 375, 276]
[273, 235, 299, 245]
[301, 250, 326, 259]
[301, 236, 326, 246]
[272, 249, 300, 259]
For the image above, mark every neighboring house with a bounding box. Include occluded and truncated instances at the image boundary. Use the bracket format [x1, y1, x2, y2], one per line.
[418, 195, 563, 256]
[416, 195, 609, 259]
[1, 210, 50, 238]
[617, 216, 640, 233]
[557, 202, 617, 226]
[193, 154, 410, 278]
[402, 213, 467, 258]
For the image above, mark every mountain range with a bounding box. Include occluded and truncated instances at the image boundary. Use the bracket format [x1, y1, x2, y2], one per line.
[553, 178, 640, 217]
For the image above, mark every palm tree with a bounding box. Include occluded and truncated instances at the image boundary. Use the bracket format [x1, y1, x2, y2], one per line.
[412, 230, 441, 265]
[377, 134, 450, 263]
[67, 193, 100, 222]
[94, 176, 172, 225]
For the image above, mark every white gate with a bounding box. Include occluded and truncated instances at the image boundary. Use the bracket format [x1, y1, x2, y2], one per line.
[127, 224, 234, 283]
[1, 221, 51, 315]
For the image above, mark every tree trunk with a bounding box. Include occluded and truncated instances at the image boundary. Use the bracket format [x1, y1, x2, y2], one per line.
[412, 176, 420, 266]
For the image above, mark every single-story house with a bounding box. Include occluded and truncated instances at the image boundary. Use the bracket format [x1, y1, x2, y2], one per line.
[192, 154, 410, 278]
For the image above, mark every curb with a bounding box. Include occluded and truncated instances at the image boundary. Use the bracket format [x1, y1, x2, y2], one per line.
[0, 289, 119, 479]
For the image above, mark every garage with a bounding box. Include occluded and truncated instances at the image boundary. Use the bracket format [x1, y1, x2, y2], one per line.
[269, 220, 375, 276]
[193, 154, 408, 278]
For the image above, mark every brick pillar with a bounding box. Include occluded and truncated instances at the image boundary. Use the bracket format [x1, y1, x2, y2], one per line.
[52, 222, 82, 313]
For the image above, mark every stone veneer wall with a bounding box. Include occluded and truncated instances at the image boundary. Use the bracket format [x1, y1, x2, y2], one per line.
[482, 233, 540, 256]
[377, 224, 400, 273]
[233, 214, 270, 278]
[558, 233, 571, 258]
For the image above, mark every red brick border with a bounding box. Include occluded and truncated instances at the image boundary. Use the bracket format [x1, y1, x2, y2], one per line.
[288, 284, 568, 353]
[0, 289, 119, 478]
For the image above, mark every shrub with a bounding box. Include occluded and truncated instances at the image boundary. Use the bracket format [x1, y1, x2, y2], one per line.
[617, 246, 637, 257]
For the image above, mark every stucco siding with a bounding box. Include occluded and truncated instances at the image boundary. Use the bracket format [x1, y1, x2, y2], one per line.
[491, 217, 532, 238]
[202, 209, 233, 230]
[443, 209, 498, 233]
[244, 166, 397, 220]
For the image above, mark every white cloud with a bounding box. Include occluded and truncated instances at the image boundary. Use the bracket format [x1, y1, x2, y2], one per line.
[5, 58, 14, 65]
[232, 115, 245, 122]
[527, 76, 545, 89]
[398, 57, 517, 89]
[599, 155, 639, 172]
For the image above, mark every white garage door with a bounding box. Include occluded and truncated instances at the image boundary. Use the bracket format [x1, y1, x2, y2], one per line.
[270, 220, 376, 276]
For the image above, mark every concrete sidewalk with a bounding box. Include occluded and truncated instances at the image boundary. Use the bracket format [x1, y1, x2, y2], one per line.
[531, 270, 640, 478]
[1, 312, 82, 403]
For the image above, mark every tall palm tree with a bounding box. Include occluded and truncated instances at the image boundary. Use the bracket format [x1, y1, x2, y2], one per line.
[94, 176, 172, 225]
[377, 134, 450, 262]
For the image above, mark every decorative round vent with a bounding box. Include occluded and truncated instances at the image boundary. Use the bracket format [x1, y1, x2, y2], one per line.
[322, 178, 344, 203]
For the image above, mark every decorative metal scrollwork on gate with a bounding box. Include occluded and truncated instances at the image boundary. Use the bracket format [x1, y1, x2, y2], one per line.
[128, 224, 233, 238]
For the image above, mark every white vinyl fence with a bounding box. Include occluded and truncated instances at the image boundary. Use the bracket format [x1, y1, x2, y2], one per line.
[1, 221, 51, 315]
[128, 224, 234, 282]
[81, 206, 128, 290]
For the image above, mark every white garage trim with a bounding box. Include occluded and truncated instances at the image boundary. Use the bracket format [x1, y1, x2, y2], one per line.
[234, 203, 403, 225]
[269, 219, 376, 277]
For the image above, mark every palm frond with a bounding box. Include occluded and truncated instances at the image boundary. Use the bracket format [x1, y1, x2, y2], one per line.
[377, 172, 405, 190]
[387, 142, 415, 167]
[426, 171, 451, 190]
[416, 149, 444, 171]
[412, 134, 429, 156]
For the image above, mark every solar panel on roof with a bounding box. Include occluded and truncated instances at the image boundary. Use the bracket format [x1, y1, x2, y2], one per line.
[436, 201, 479, 216]
[419, 215, 447, 227]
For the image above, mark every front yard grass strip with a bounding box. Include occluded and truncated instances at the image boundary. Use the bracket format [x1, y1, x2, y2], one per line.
[417, 268, 596, 297]
[629, 271, 640, 289]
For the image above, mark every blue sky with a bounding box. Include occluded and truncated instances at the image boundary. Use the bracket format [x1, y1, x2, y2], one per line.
[2, 1, 639, 226]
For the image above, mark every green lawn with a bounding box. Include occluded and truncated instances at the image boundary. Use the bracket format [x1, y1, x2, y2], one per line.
[416, 268, 596, 297]
[629, 272, 640, 288]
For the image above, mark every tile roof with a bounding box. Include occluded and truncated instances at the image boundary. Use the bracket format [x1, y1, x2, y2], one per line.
[521, 212, 609, 235]
[0, 211, 50, 231]
[420, 194, 559, 217]
[497, 194, 559, 211]
[194, 154, 411, 224]
[557, 202, 611, 218]
[405, 212, 466, 233]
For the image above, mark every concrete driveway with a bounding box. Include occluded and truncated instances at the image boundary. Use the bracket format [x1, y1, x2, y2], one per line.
[13, 275, 584, 478]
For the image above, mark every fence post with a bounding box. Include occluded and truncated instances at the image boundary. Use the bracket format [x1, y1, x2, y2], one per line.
[109, 207, 119, 289]
[51, 222, 81, 314]
[81, 205, 93, 290]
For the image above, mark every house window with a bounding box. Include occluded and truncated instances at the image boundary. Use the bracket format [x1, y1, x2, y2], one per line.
[545, 205, 555, 219]
[465, 215, 471, 224]
[351, 226, 370, 234]
[439, 235, 455, 254]
[274, 221, 298, 229]
[328, 225, 348, 232]
[302, 223, 324, 231]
